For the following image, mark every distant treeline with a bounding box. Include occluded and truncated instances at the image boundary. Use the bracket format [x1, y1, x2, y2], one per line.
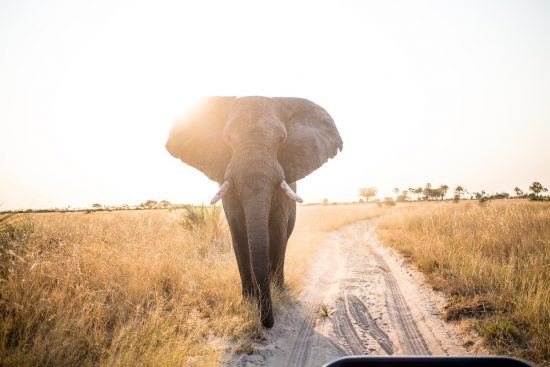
[3, 182, 549, 214]
[0, 200, 197, 215]
[358, 181, 549, 205]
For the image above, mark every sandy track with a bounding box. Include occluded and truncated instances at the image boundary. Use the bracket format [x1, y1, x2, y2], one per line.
[228, 221, 471, 367]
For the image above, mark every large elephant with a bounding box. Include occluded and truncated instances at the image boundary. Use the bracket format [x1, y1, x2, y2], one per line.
[166, 96, 343, 327]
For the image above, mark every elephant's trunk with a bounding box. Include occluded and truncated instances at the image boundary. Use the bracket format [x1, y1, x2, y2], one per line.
[242, 190, 274, 328]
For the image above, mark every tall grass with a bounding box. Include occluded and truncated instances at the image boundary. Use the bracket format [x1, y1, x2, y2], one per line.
[1, 213, 35, 278]
[0, 204, 378, 366]
[376, 200, 550, 365]
[0, 209, 254, 366]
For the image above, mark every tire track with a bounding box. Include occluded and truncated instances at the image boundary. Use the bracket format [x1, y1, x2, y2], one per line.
[331, 295, 365, 355]
[286, 301, 317, 366]
[286, 251, 339, 366]
[346, 294, 394, 355]
[368, 239, 430, 355]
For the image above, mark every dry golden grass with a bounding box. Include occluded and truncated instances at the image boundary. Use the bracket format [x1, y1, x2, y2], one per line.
[376, 200, 550, 365]
[0, 204, 377, 366]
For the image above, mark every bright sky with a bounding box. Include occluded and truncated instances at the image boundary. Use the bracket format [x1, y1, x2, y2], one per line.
[1, 0, 549, 210]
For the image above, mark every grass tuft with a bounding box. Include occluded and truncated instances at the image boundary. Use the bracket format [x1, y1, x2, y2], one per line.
[479, 318, 522, 347]
[318, 303, 333, 319]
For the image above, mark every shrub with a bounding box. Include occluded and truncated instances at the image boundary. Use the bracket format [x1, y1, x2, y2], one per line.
[383, 197, 396, 207]
[180, 205, 223, 243]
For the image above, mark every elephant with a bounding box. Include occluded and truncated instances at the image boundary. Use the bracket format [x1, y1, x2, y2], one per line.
[166, 96, 343, 327]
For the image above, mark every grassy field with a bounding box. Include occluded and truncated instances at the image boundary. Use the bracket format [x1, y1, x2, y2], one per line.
[0, 205, 377, 366]
[1, 201, 548, 365]
[377, 200, 550, 365]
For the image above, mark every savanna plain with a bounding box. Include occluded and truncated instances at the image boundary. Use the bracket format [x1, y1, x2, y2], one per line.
[0, 200, 548, 366]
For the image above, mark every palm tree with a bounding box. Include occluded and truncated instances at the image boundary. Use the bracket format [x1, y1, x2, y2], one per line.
[514, 187, 524, 198]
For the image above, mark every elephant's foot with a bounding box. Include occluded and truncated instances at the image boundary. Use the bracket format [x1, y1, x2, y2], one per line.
[261, 310, 274, 328]
[259, 298, 274, 328]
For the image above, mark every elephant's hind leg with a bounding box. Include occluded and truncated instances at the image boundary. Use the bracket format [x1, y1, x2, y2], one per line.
[269, 198, 295, 290]
[269, 223, 288, 289]
[222, 193, 253, 299]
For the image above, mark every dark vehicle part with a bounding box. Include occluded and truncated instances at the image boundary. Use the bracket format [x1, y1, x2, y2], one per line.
[324, 356, 532, 367]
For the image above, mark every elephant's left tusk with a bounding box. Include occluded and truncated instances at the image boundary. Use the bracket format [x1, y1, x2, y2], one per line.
[210, 181, 230, 204]
[280, 181, 303, 203]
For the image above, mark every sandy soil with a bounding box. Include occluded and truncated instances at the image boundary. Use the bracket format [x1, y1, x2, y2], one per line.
[227, 221, 479, 367]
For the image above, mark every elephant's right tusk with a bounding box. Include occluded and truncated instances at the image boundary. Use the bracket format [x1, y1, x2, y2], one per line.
[280, 181, 303, 203]
[210, 181, 230, 205]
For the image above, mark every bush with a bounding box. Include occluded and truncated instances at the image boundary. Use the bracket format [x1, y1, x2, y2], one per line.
[479, 196, 490, 206]
[383, 197, 396, 207]
[180, 205, 223, 243]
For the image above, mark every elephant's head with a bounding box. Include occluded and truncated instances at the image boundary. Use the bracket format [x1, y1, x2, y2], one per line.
[165, 96, 342, 326]
[166, 96, 342, 197]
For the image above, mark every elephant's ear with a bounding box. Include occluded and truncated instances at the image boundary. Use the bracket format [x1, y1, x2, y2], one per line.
[276, 98, 343, 183]
[165, 97, 236, 183]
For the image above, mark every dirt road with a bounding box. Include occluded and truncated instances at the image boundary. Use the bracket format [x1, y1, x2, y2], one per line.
[228, 221, 473, 367]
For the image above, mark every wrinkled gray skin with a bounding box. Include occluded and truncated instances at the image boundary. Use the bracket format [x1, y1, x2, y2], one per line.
[166, 96, 342, 327]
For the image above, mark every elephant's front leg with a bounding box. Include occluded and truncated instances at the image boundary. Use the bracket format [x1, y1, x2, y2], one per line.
[222, 194, 253, 299]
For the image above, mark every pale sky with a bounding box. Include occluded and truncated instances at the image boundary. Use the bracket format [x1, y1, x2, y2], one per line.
[1, 0, 549, 210]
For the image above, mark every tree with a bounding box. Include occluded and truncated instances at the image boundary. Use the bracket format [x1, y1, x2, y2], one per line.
[431, 187, 443, 200]
[529, 182, 548, 197]
[514, 187, 524, 198]
[393, 187, 400, 199]
[359, 187, 377, 202]
[474, 191, 486, 200]
[142, 200, 158, 209]
[423, 184, 431, 200]
[159, 200, 172, 209]
[414, 187, 423, 200]
[397, 190, 409, 202]
[439, 185, 449, 200]
[454, 185, 465, 199]
[92, 203, 102, 210]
